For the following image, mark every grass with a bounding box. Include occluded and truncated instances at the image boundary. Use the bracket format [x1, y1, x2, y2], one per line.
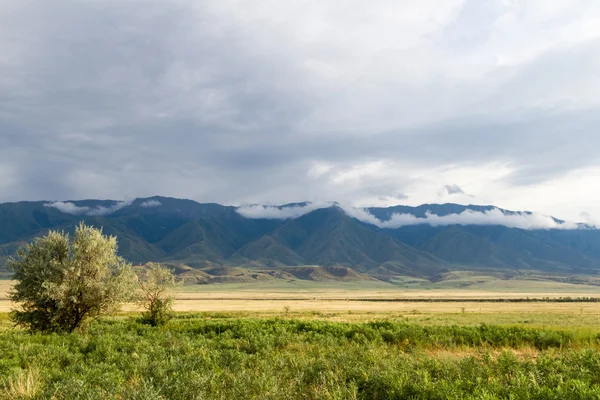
[4, 279, 600, 327]
[4, 277, 600, 398]
[2, 368, 40, 400]
[2, 316, 600, 398]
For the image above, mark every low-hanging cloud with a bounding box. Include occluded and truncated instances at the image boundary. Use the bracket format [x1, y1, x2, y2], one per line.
[237, 202, 586, 230]
[44, 200, 131, 216]
[86, 201, 131, 216]
[236, 202, 334, 219]
[141, 200, 162, 208]
[352, 208, 583, 230]
[43, 201, 90, 215]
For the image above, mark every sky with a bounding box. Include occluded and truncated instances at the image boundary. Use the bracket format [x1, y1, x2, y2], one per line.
[1, 0, 600, 223]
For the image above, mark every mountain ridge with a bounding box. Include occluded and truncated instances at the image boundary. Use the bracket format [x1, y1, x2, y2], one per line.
[1, 196, 599, 282]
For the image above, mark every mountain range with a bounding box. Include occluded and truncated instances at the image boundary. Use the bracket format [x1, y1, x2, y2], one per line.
[1, 196, 600, 283]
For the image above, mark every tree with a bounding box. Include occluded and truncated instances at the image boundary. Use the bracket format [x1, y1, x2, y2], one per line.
[8, 223, 136, 333]
[136, 263, 178, 326]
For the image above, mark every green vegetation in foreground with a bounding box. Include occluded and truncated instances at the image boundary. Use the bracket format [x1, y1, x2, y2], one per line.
[3, 317, 600, 399]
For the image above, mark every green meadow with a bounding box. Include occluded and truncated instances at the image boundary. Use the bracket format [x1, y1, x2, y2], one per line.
[3, 273, 600, 399]
[3, 315, 600, 399]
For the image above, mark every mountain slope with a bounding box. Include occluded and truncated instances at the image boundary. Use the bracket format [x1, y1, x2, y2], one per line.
[230, 235, 307, 267]
[266, 207, 445, 277]
[386, 224, 600, 274]
[1, 198, 599, 281]
[417, 226, 521, 269]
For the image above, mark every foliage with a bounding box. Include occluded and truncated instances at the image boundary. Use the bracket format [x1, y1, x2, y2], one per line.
[137, 263, 178, 326]
[8, 223, 136, 333]
[1, 317, 600, 398]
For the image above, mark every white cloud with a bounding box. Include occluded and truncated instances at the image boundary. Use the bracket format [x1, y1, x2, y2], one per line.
[140, 200, 162, 208]
[236, 202, 334, 219]
[353, 208, 582, 230]
[86, 201, 131, 216]
[237, 201, 585, 230]
[43, 200, 131, 216]
[43, 202, 90, 215]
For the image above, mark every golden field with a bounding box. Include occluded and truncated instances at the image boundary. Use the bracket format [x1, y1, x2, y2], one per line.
[3, 279, 600, 327]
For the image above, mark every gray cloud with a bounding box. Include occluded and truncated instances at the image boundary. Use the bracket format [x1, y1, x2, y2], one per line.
[443, 185, 465, 195]
[1, 0, 600, 222]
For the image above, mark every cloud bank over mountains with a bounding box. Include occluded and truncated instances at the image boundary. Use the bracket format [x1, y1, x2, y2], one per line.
[39, 197, 585, 230]
[347, 207, 580, 230]
[44, 201, 131, 217]
[236, 202, 334, 220]
[237, 202, 583, 230]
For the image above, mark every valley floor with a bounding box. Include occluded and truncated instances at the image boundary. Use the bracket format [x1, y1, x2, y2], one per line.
[3, 276, 600, 398]
[3, 278, 600, 329]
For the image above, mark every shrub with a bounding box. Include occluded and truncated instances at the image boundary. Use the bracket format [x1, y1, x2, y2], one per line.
[137, 263, 178, 326]
[8, 223, 136, 333]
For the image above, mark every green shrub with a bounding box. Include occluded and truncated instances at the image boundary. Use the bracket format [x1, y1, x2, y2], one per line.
[136, 263, 178, 327]
[8, 224, 136, 333]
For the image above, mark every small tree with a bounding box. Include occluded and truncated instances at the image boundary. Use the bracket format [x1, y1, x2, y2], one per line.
[8, 223, 136, 333]
[137, 263, 178, 326]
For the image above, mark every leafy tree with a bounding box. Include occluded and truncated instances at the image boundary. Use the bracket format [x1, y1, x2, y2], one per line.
[8, 223, 136, 333]
[137, 263, 178, 326]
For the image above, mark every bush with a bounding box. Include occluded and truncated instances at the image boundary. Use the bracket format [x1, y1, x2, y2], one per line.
[137, 263, 178, 326]
[8, 223, 136, 333]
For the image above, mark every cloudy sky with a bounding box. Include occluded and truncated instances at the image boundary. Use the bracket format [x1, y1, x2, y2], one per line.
[1, 0, 600, 223]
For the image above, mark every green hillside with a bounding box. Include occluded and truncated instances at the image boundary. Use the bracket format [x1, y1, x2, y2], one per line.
[1, 197, 599, 283]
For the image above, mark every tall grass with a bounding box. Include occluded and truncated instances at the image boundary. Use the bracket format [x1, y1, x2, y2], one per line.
[1, 317, 600, 398]
[1, 368, 40, 400]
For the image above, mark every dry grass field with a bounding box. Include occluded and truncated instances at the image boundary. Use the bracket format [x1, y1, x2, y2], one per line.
[3, 279, 600, 328]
